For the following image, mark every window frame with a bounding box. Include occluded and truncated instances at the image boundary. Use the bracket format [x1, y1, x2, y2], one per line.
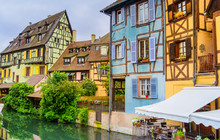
[82, 47, 86, 52]
[101, 46, 108, 57]
[137, 75, 152, 98]
[77, 57, 85, 64]
[115, 44, 122, 60]
[64, 58, 71, 65]
[137, 1, 149, 25]
[26, 37, 31, 44]
[37, 48, 41, 57]
[138, 38, 149, 58]
[69, 49, 73, 54]
[38, 34, 42, 42]
[40, 66, 45, 75]
[116, 9, 122, 24]
[26, 50, 30, 59]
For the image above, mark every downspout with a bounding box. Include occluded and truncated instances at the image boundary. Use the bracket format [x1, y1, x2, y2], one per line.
[192, 0, 196, 86]
[108, 13, 113, 132]
[163, 0, 166, 76]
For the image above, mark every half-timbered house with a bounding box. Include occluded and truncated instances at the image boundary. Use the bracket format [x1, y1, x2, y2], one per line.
[0, 10, 72, 83]
[101, 0, 165, 114]
[88, 33, 110, 96]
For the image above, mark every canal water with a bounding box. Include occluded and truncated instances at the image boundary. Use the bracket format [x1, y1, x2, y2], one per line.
[1, 109, 137, 140]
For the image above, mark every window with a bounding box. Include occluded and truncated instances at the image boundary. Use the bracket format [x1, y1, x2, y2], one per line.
[27, 31, 30, 36]
[96, 46, 99, 51]
[64, 58, 71, 65]
[115, 44, 121, 59]
[66, 40, 69, 45]
[8, 69, 11, 77]
[40, 66, 45, 75]
[4, 70, 6, 78]
[81, 73, 87, 80]
[57, 39, 60, 43]
[116, 9, 122, 24]
[46, 24, 49, 30]
[138, 39, 149, 58]
[37, 48, 41, 57]
[26, 67, 30, 76]
[69, 49, 73, 54]
[102, 69, 108, 76]
[77, 57, 85, 64]
[76, 48, 80, 53]
[177, 1, 186, 14]
[82, 47, 86, 52]
[177, 41, 186, 58]
[8, 54, 11, 62]
[26, 50, 30, 59]
[26, 38, 31, 44]
[38, 34, 42, 41]
[14, 57, 17, 65]
[38, 27, 42, 32]
[140, 79, 151, 98]
[138, 2, 149, 24]
[101, 46, 108, 57]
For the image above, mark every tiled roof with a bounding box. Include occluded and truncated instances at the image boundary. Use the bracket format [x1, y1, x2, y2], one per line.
[1, 11, 66, 54]
[26, 75, 47, 86]
[0, 83, 14, 89]
[88, 33, 109, 62]
[101, 0, 127, 13]
[27, 91, 42, 98]
[49, 40, 92, 72]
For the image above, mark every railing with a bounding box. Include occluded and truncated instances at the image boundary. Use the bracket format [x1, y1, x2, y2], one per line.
[0, 61, 14, 67]
[22, 57, 43, 64]
[198, 54, 214, 73]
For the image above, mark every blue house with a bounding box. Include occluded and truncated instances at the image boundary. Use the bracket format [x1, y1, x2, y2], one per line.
[101, 0, 165, 114]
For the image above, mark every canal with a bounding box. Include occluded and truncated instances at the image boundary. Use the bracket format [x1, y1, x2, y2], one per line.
[1, 108, 135, 140]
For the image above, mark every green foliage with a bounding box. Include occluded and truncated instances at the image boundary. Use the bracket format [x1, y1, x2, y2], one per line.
[81, 78, 97, 96]
[203, 138, 210, 140]
[103, 101, 108, 103]
[99, 65, 110, 94]
[79, 108, 88, 126]
[40, 71, 81, 123]
[137, 57, 142, 61]
[175, 130, 184, 137]
[1, 82, 36, 114]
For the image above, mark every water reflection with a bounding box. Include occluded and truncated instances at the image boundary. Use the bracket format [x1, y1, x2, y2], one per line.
[1, 109, 135, 140]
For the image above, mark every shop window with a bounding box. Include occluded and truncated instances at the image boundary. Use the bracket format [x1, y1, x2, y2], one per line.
[138, 1, 149, 24]
[77, 57, 85, 64]
[64, 58, 71, 65]
[26, 67, 30, 76]
[138, 39, 149, 58]
[40, 66, 45, 75]
[168, 0, 192, 22]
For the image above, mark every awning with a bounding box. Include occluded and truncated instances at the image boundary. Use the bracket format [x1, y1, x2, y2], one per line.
[189, 110, 220, 129]
[135, 87, 220, 123]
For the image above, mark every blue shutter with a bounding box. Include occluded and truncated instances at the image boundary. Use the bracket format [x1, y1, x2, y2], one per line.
[121, 7, 125, 22]
[130, 4, 136, 26]
[131, 41, 137, 63]
[150, 78, 158, 98]
[112, 11, 115, 25]
[112, 45, 115, 60]
[132, 79, 138, 98]
[149, 37, 156, 61]
[121, 43, 125, 58]
[149, 0, 156, 22]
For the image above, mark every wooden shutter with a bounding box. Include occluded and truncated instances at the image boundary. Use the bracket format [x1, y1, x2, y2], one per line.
[60, 25, 62, 30]
[112, 11, 115, 25]
[41, 48, 43, 56]
[149, 0, 156, 22]
[149, 37, 156, 61]
[36, 66, 39, 75]
[35, 49, 38, 57]
[169, 43, 175, 61]
[6, 55, 8, 62]
[22, 67, 25, 77]
[45, 65, 48, 74]
[130, 4, 136, 26]
[186, 0, 192, 14]
[30, 50, 32, 58]
[150, 78, 158, 98]
[6, 69, 8, 78]
[97, 64, 101, 76]
[112, 45, 115, 60]
[30, 66, 33, 76]
[9, 69, 11, 77]
[1, 70, 4, 78]
[121, 43, 125, 58]
[186, 38, 191, 60]
[10, 54, 12, 61]
[132, 79, 138, 98]
[121, 7, 125, 22]
[168, 4, 174, 22]
[131, 41, 137, 63]
[24, 51, 26, 60]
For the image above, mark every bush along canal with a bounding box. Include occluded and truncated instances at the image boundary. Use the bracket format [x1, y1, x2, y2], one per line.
[1, 108, 134, 140]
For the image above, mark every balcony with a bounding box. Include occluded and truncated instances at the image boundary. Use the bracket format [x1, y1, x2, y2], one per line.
[198, 54, 214, 73]
[22, 57, 43, 64]
[0, 61, 14, 67]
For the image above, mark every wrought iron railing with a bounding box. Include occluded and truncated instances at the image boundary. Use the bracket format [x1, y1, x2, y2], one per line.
[198, 54, 214, 73]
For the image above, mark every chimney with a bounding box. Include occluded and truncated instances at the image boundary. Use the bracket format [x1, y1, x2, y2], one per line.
[29, 22, 32, 25]
[72, 30, 76, 42]
[91, 34, 96, 43]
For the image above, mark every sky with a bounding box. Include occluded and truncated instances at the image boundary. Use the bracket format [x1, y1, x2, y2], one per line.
[0, 0, 115, 52]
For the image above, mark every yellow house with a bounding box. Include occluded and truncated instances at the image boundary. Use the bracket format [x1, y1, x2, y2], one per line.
[165, 0, 219, 137]
[88, 33, 109, 96]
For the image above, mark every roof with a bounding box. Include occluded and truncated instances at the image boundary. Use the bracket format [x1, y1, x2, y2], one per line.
[1, 10, 67, 54]
[88, 33, 110, 62]
[27, 91, 42, 98]
[0, 83, 14, 89]
[101, 0, 127, 14]
[49, 40, 92, 72]
[206, 0, 220, 18]
[26, 75, 47, 86]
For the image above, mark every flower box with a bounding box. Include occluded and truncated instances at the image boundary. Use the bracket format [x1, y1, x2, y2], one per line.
[95, 101, 101, 105]
[103, 103, 109, 106]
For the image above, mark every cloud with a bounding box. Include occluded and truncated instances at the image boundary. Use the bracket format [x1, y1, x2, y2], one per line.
[0, 0, 115, 52]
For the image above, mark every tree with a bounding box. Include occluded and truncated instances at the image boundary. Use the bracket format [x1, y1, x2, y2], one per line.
[1, 82, 35, 114]
[81, 78, 97, 96]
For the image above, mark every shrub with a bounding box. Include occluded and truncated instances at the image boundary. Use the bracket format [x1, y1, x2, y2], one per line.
[79, 108, 88, 126]
[81, 78, 97, 96]
[1, 83, 35, 114]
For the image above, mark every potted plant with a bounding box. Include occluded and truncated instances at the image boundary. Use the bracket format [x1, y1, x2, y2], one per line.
[175, 130, 185, 140]
[89, 100, 94, 105]
[95, 100, 101, 105]
[142, 56, 149, 62]
[175, 11, 184, 19]
[137, 57, 142, 62]
[103, 101, 109, 106]
[83, 99, 88, 104]
[145, 92, 150, 98]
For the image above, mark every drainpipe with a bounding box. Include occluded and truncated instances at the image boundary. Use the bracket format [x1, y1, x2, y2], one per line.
[108, 12, 113, 132]
[163, 0, 166, 76]
[192, 0, 196, 86]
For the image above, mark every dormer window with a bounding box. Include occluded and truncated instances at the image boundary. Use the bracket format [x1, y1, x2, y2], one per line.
[38, 34, 42, 41]
[38, 27, 42, 32]
[77, 57, 85, 64]
[101, 46, 108, 57]
[27, 31, 30, 36]
[26, 38, 31, 44]
[82, 47, 86, 52]
[46, 24, 49, 30]
[69, 49, 73, 54]
[76, 48, 80, 53]
[64, 58, 71, 65]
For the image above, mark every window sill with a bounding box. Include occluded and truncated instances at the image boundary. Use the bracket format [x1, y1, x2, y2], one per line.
[174, 57, 186, 62]
[114, 58, 123, 61]
[136, 22, 150, 28]
[138, 60, 150, 64]
[114, 22, 123, 26]
[169, 13, 191, 23]
[136, 97, 153, 99]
